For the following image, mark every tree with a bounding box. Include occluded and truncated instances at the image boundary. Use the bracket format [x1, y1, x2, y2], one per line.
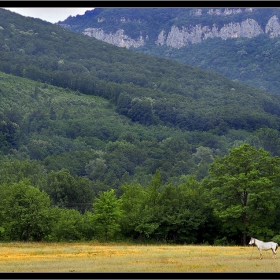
[124, 170, 163, 241]
[203, 144, 280, 245]
[249, 128, 280, 156]
[192, 146, 214, 180]
[45, 169, 94, 213]
[128, 97, 155, 125]
[0, 180, 52, 241]
[119, 183, 147, 239]
[120, 172, 216, 244]
[157, 175, 213, 244]
[0, 160, 47, 187]
[46, 207, 84, 241]
[92, 189, 122, 241]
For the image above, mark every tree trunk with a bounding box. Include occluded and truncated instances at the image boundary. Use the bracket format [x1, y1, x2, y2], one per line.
[242, 232, 246, 246]
[241, 190, 248, 246]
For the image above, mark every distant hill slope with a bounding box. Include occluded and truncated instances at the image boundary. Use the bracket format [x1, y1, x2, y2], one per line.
[2, 8, 280, 187]
[1, 7, 280, 135]
[58, 7, 280, 95]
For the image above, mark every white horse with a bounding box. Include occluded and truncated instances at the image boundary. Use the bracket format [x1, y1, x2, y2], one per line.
[249, 237, 278, 259]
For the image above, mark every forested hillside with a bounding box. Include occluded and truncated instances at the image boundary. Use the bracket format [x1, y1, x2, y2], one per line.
[1, 8, 280, 132]
[135, 33, 280, 95]
[1, 8, 280, 245]
[59, 8, 280, 95]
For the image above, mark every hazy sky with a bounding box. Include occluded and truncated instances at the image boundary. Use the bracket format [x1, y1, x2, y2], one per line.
[3, 8, 95, 23]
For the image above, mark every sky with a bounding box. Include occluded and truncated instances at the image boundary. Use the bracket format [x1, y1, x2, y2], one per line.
[2, 8, 95, 24]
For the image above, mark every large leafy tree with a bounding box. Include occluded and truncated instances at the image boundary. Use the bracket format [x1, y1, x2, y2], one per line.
[45, 168, 94, 213]
[119, 183, 147, 239]
[203, 144, 280, 245]
[131, 169, 163, 240]
[157, 175, 215, 244]
[0, 180, 52, 241]
[92, 189, 123, 241]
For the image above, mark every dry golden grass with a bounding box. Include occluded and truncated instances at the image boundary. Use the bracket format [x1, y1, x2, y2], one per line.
[0, 242, 279, 272]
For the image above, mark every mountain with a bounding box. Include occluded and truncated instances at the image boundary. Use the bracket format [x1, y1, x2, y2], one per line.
[58, 7, 280, 95]
[2, 7, 280, 189]
[1, 8, 280, 131]
[58, 8, 280, 48]
[3, 8, 280, 246]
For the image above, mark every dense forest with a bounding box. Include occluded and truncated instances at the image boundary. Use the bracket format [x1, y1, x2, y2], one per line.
[1, 8, 280, 245]
[135, 34, 280, 96]
[60, 8, 280, 95]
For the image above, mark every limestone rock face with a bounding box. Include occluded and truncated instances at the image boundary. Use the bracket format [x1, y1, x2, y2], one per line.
[157, 18, 265, 48]
[265, 15, 280, 38]
[220, 19, 263, 39]
[83, 28, 145, 49]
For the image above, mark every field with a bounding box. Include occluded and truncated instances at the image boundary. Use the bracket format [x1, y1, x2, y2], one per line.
[0, 242, 279, 272]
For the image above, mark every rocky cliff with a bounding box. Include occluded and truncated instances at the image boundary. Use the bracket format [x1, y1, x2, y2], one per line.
[83, 28, 146, 49]
[76, 8, 280, 49]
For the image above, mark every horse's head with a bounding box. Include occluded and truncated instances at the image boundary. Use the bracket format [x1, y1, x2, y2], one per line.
[248, 237, 255, 245]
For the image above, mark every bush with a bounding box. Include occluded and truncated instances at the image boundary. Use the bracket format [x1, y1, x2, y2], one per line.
[272, 235, 280, 244]
[213, 237, 227, 246]
[213, 236, 235, 246]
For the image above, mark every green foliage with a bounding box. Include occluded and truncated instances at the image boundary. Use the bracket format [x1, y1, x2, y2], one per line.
[120, 183, 148, 238]
[163, 34, 280, 96]
[213, 236, 235, 246]
[0, 180, 52, 241]
[0, 70, 229, 190]
[203, 144, 280, 245]
[92, 189, 123, 241]
[155, 175, 217, 244]
[247, 128, 280, 156]
[0, 159, 47, 186]
[45, 207, 85, 242]
[272, 235, 280, 244]
[44, 168, 94, 213]
[120, 172, 216, 244]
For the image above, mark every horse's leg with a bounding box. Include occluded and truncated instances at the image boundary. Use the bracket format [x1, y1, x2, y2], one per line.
[259, 249, 262, 260]
[272, 249, 276, 259]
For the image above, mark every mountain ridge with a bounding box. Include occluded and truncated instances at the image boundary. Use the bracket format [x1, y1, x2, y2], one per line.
[59, 8, 280, 49]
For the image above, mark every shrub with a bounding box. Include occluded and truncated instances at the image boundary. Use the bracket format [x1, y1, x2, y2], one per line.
[272, 235, 280, 244]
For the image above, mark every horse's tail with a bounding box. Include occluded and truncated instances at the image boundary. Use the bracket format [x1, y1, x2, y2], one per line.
[276, 243, 278, 251]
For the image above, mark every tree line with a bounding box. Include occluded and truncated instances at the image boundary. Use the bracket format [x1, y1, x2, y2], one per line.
[1, 144, 280, 246]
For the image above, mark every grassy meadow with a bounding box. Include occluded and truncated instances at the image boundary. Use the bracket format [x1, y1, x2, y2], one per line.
[0, 242, 279, 272]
